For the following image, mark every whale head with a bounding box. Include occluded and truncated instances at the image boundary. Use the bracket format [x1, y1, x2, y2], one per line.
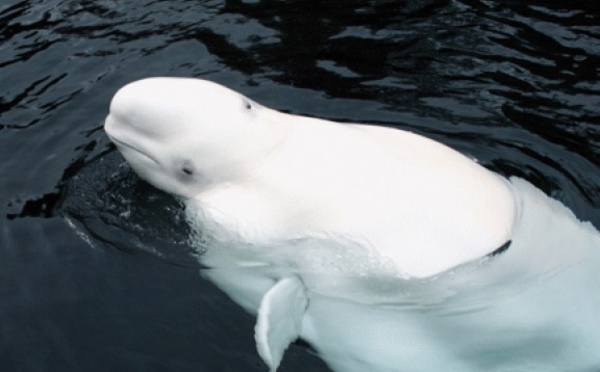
[104, 77, 287, 198]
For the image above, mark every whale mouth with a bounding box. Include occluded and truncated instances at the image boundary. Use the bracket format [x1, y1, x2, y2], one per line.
[104, 114, 161, 166]
[106, 131, 161, 166]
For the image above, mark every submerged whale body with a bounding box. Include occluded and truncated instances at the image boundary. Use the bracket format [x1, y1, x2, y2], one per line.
[104, 77, 600, 372]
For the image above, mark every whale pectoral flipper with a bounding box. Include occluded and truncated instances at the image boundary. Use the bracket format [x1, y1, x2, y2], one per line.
[254, 276, 308, 372]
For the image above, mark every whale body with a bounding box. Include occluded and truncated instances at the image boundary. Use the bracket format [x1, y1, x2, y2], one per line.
[104, 77, 600, 371]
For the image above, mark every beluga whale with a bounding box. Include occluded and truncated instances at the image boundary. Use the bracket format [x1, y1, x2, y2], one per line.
[104, 77, 600, 372]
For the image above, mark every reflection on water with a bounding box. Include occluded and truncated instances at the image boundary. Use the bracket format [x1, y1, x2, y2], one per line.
[0, 0, 599, 371]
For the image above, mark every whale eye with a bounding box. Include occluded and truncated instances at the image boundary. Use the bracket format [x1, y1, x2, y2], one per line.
[179, 160, 195, 178]
[245, 101, 252, 110]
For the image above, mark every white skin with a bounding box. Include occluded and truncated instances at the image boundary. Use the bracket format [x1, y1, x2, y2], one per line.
[105, 80, 600, 372]
[104, 77, 517, 278]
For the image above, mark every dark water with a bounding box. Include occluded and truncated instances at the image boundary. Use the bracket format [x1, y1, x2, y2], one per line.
[1, 0, 598, 371]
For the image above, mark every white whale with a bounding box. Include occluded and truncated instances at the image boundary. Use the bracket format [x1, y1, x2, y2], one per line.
[104, 77, 600, 372]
